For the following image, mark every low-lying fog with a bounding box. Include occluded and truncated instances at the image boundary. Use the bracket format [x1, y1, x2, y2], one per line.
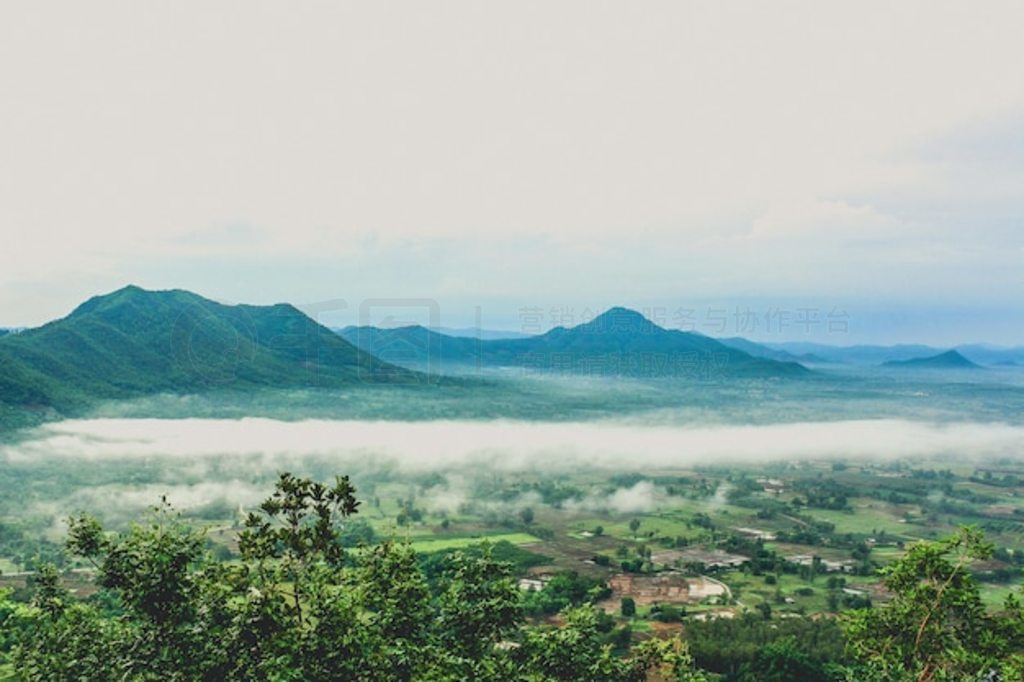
[7, 417, 1024, 469]
[3, 416, 1023, 531]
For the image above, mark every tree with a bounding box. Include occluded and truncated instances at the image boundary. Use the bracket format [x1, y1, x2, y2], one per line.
[12, 474, 699, 680]
[686, 616, 847, 679]
[519, 607, 707, 681]
[237, 472, 359, 628]
[621, 597, 636, 617]
[522, 571, 610, 617]
[842, 526, 1024, 681]
[739, 636, 830, 682]
[519, 507, 534, 525]
[435, 547, 521, 674]
[629, 519, 641, 537]
[651, 604, 684, 623]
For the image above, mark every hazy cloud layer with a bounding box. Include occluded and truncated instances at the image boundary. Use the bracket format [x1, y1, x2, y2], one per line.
[32, 480, 267, 527]
[566, 481, 662, 515]
[9, 417, 1023, 527]
[5, 418, 1023, 471]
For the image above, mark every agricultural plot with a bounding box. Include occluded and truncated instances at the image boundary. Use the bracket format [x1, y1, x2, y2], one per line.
[408, 532, 541, 553]
[2, 445, 1023, 630]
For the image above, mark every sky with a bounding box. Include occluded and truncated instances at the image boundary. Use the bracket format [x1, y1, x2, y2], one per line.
[1, 1, 1022, 344]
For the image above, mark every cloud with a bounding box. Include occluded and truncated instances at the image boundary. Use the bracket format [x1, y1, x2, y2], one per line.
[421, 477, 471, 515]
[745, 199, 910, 242]
[0, 2, 1023, 331]
[566, 481, 661, 515]
[5, 417, 1023, 472]
[8, 416, 1023, 528]
[29, 479, 267, 528]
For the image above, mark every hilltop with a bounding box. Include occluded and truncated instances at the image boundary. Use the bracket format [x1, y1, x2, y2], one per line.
[0, 285, 417, 413]
[341, 306, 809, 378]
[882, 350, 982, 370]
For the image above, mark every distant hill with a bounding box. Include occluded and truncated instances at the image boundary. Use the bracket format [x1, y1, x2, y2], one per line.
[432, 326, 531, 340]
[338, 325, 485, 372]
[882, 350, 982, 370]
[0, 285, 418, 412]
[952, 344, 1024, 367]
[341, 307, 809, 378]
[761, 342, 949, 365]
[717, 337, 824, 364]
[762, 341, 1021, 367]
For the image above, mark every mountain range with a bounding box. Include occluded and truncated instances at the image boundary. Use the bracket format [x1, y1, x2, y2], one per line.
[340, 307, 809, 378]
[0, 288, 812, 428]
[8, 285, 1019, 429]
[0, 286, 415, 412]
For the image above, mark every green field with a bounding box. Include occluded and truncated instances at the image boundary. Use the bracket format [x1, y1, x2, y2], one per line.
[802, 499, 923, 537]
[408, 532, 541, 553]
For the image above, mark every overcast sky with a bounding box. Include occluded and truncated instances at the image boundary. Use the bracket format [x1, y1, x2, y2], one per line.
[1, 1, 1021, 344]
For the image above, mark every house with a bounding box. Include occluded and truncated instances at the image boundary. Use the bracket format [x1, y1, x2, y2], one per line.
[517, 577, 547, 592]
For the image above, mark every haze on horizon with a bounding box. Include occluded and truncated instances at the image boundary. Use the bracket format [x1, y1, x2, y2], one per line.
[1, 1, 1022, 345]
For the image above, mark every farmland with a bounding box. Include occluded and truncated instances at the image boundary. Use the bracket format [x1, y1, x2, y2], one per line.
[4, 435, 1023, 626]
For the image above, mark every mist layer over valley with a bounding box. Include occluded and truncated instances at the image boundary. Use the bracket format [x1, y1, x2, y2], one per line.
[71, 363, 1024, 426]
[2, 415, 1022, 523]
[4, 366, 1024, 531]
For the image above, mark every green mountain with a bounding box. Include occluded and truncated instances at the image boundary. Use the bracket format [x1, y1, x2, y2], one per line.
[0, 285, 416, 412]
[339, 325, 485, 372]
[341, 307, 809, 378]
[882, 350, 981, 370]
[717, 336, 825, 364]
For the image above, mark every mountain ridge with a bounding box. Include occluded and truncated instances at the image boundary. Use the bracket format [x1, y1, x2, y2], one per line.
[0, 285, 419, 412]
[341, 307, 809, 378]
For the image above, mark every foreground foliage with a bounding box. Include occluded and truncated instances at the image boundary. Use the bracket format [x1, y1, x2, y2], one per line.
[840, 527, 1024, 681]
[5, 474, 1024, 681]
[685, 616, 847, 681]
[4, 474, 705, 681]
